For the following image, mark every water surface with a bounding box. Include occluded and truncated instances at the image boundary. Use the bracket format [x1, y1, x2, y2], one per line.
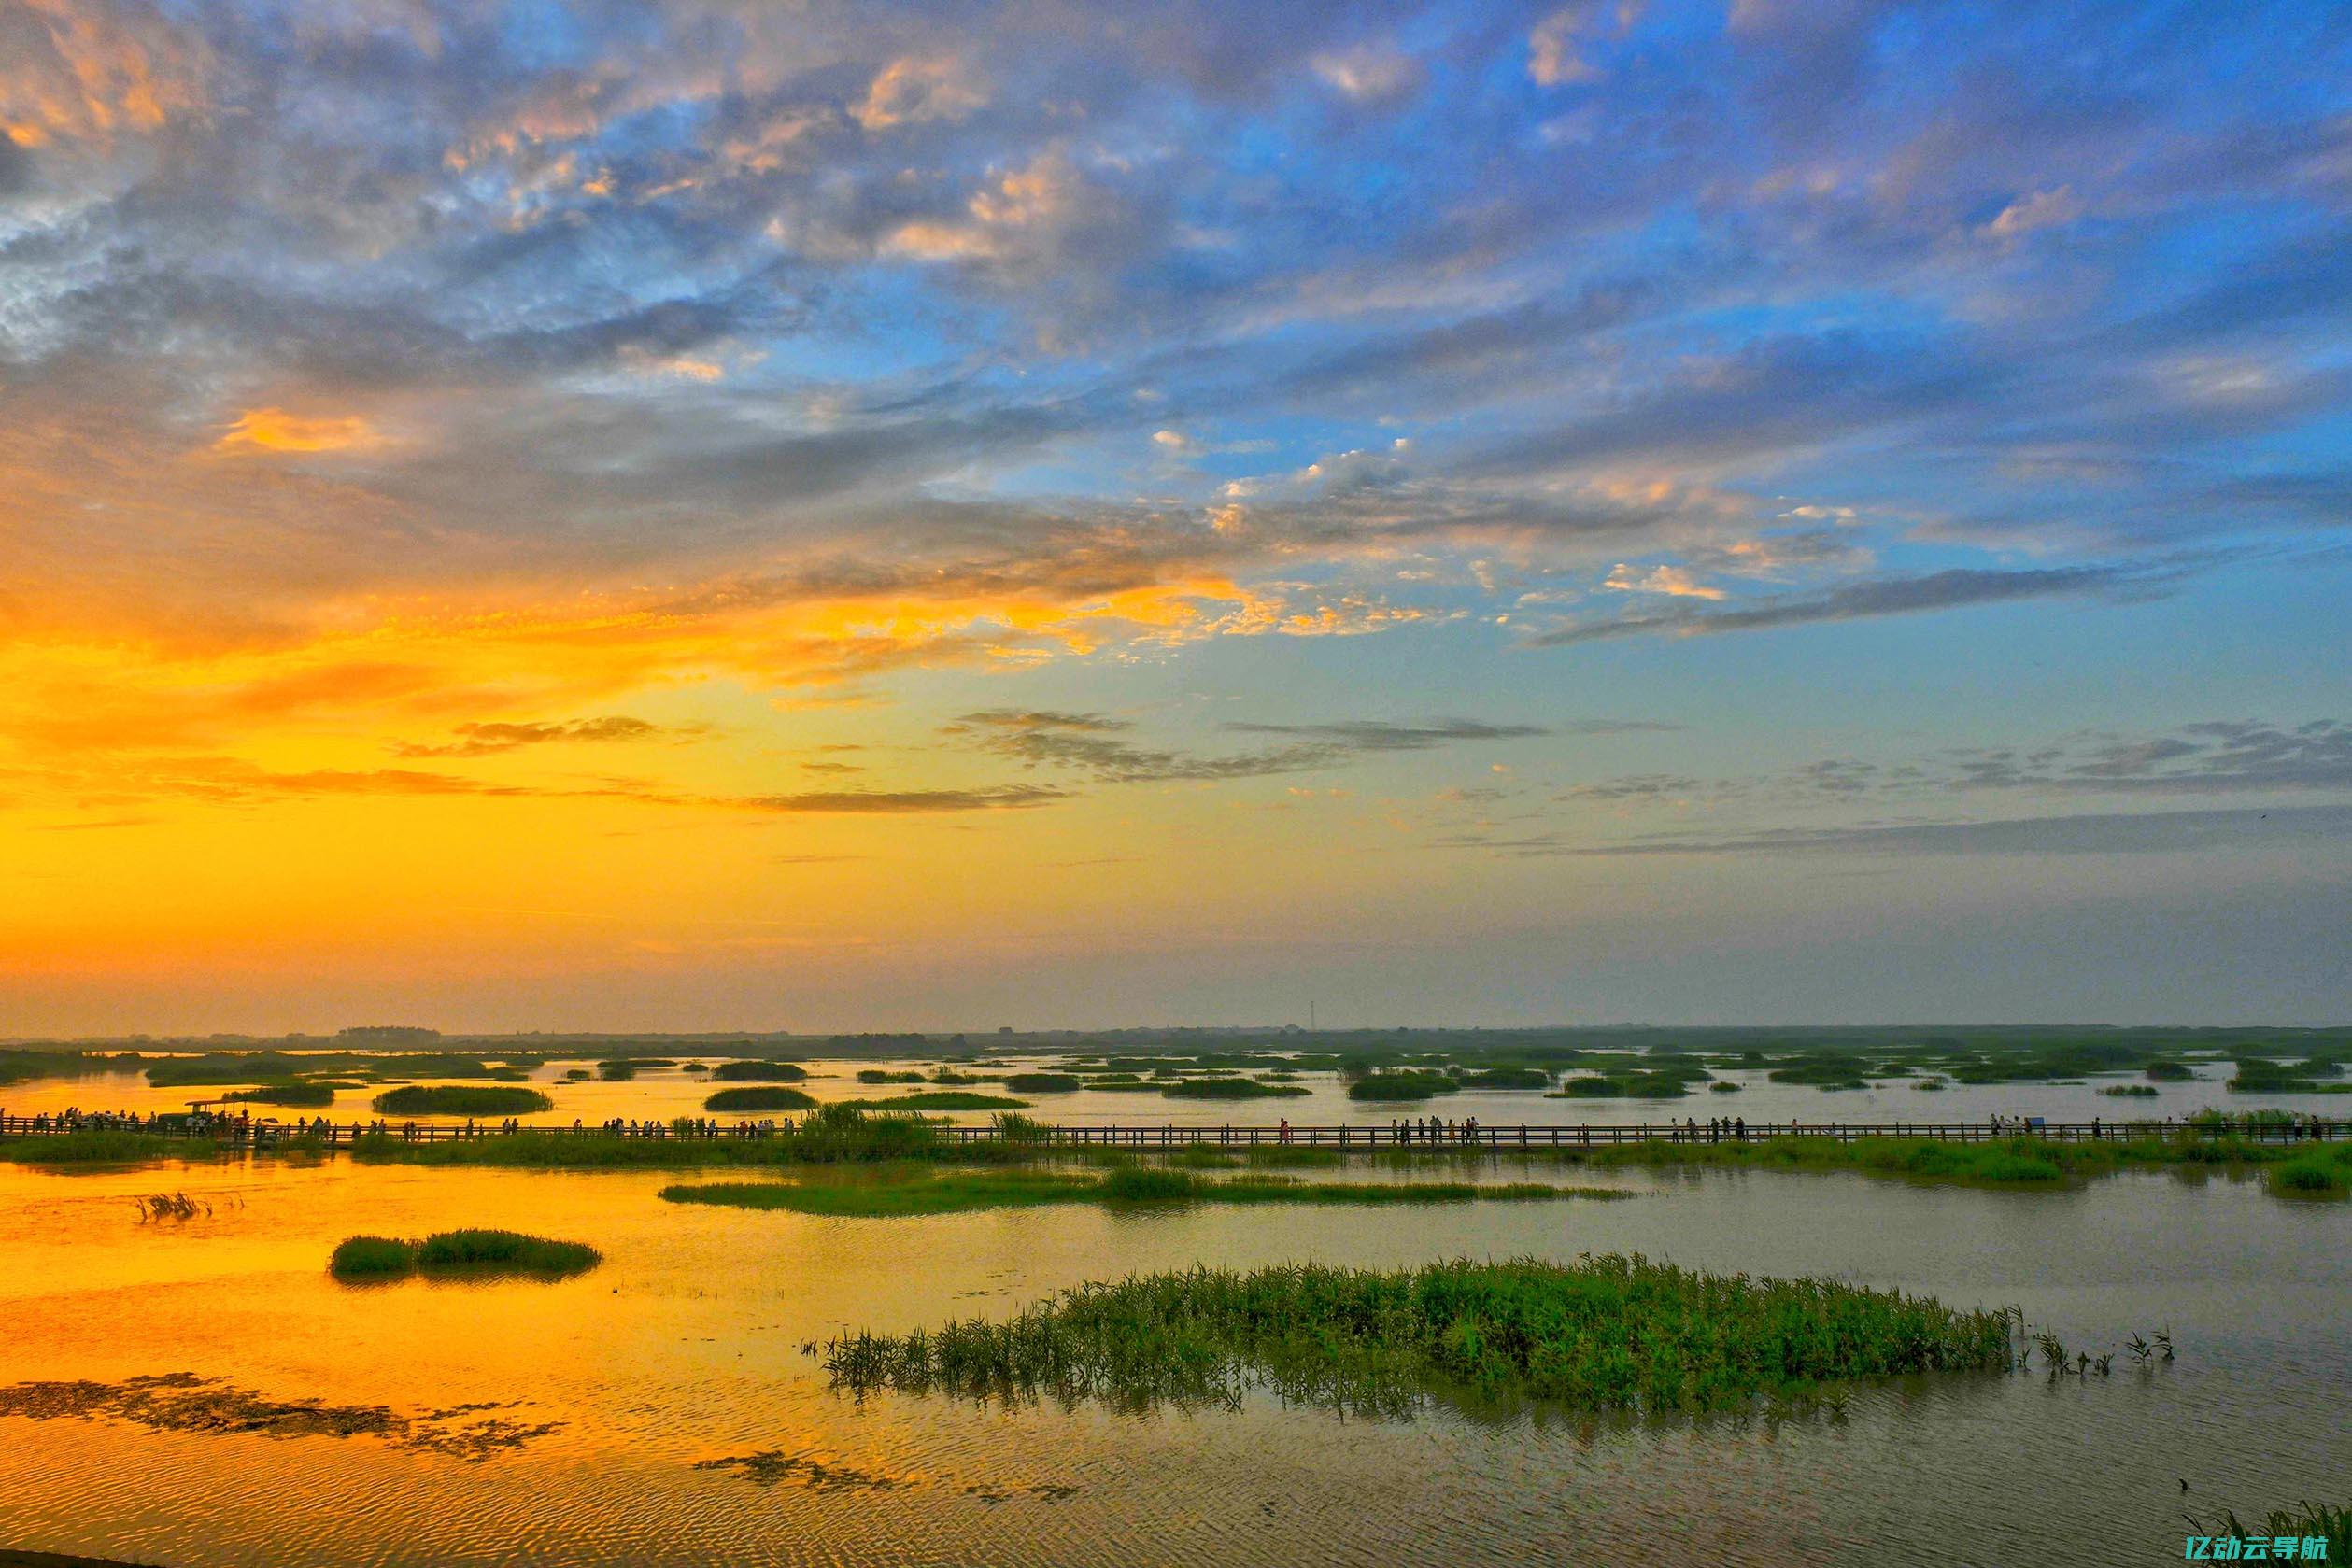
[0, 1149, 2343, 1566]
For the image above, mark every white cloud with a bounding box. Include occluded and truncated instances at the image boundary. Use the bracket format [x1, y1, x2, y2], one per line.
[853, 57, 986, 132]
[1981, 186, 2085, 240]
[1603, 562, 1725, 600]
[1311, 45, 1424, 105]
[1529, 2, 1644, 87]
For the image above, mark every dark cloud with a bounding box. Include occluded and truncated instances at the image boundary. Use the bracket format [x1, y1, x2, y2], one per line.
[953, 710, 1339, 783]
[1559, 774, 1704, 802]
[946, 710, 1573, 784]
[735, 786, 1064, 813]
[1222, 718, 1551, 749]
[1529, 564, 2178, 646]
[0, 131, 30, 198]
[1439, 804, 2352, 858]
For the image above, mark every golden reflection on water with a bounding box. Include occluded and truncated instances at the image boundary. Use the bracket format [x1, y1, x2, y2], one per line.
[0, 1152, 2346, 1566]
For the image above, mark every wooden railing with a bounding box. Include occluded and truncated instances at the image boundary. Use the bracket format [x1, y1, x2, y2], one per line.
[2, 1112, 2340, 1151]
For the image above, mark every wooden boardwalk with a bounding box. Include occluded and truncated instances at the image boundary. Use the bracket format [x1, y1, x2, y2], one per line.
[2, 1111, 2342, 1151]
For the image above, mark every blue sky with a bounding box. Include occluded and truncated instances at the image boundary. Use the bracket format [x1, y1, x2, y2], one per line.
[0, 0, 2347, 1030]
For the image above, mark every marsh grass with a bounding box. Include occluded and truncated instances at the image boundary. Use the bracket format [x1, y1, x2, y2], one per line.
[0, 1130, 184, 1165]
[1453, 1067, 1551, 1090]
[1003, 1073, 1084, 1093]
[2183, 1501, 2349, 1560]
[837, 1092, 1031, 1110]
[2265, 1148, 2351, 1198]
[659, 1167, 1625, 1218]
[371, 1085, 552, 1117]
[1347, 1071, 1461, 1102]
[818, 1254, 2015, 1418]
[666, 1170, 1100, 1217]
[329, 1229, 601, 1280]
[703, 1086, 818, 1112]
[1159, 1078, 1311, 1099]
[224, 1082, 336, 1107]
[347, 1104, 959, 1168]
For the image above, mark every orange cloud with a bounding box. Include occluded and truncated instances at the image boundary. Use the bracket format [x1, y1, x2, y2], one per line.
[213, 408, 384, 456]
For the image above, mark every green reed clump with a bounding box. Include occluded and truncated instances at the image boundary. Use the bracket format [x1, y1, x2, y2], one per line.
[990, 1112, 1053, 1145]
[348, 1105, 952, 1168]
[703, 1086, 817, 1112]
[666, 1170, 1099, 1217]
[0, 1130, 184, 1165]
[329, 1229, 600, 1279]
[2226, 1058, 2318, 1093]
[225, 1082, 336, 1108]
[329, 1236, 416, 1276]
[2184, 1501, 2349, 1561]
[1159, 1077, 1310, 1099]
[820, 1254, 2015, 1418]
[413, 1229, 602, 1273]
[835, 1092, 1031, 1110]
[1347, 1071, 1461, 1102]
[371, 1085, 552, 1117]
[711, 1060, 808, 1081]
[1003, 1072, 1084, 1093]
[1454, 1067, 1551, 1090]
[1099, 1165, 1197, 1201]
[857, 1069, 928, 1084]
[661, 1167, 1623, 1218]
[2265, 1149, 2351, 1197]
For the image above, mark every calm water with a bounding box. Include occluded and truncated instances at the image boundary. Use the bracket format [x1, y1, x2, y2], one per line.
[0, 1144, 2344, 1567]
[6, 1054, 2345, 1131]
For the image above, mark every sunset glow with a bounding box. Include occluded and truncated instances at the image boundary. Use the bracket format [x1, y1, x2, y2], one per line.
[4, 0, 2347, 1033]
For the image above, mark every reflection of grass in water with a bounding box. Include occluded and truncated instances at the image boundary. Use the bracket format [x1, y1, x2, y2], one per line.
[819, 1255, 2016, 1419]
[659, 1166, 1624, 1218]
[330, 1229, 601, 1279]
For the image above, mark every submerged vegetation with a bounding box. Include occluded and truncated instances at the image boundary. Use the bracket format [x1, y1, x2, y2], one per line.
[660, 1167, 1626, 1218]
[371, 1085, 553, 1117]
[328, 1229, 602, 1280]
[818, 1255, 2015, 1418]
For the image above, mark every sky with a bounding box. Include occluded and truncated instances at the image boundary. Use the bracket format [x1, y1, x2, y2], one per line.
[2, 0, 2348, 1035]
